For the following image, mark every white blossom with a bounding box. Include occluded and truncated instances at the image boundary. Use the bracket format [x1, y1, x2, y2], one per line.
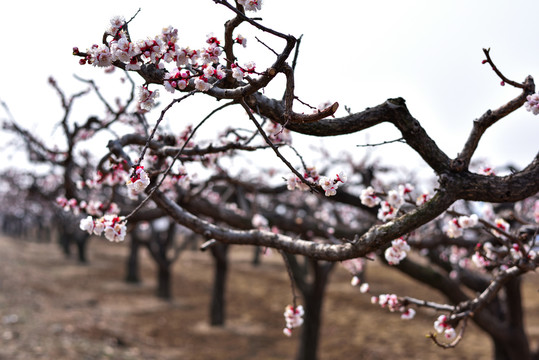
[137, 86, 159, 111]
[457, 214, 478, 228]
[237, 0, 263, 11]
[79, 216, 94, 234]
[360, 186, 381, 208]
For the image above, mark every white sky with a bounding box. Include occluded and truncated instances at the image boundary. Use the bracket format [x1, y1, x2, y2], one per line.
[1, 0, 538, 179]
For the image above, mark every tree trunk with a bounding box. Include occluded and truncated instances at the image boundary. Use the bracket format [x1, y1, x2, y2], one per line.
[150, 220, 176, 300]
[493, 337, 531, 360]
[156, 263, 172, 299]
[491, 277, 531, 360]
[210, 242, 229, 326]
[125, 235, 141, 283]
[252, 246, 261, 266]
[59, 231, 71, 258]
[75, 234, 88, 263]
[295, 260, 335, 360]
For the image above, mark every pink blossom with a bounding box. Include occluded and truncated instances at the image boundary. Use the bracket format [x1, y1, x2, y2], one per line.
[445, 218, 463, 238]
[110, 32, 139, 63]
[106, 16, 125, 35]
[360, 186, 381, 208]
[398, 183, 414, 196]
[401, 308, 416, 320]
[101, 215, 127, 242]
[416, 192, 431, 206]
[444, 327, 457, 340]
[377, 201, 397, 222]
[359, 283, 370, 293]
[494, 218, 510, 233]
[378, 294, 400, 312]
[137, 86, 159, 111]
[126, 166, 150, 197]
[457, 214, 478, 228]
[283, 304, 304, 336]
[525, 93, 539, 115]
[384, 238, 410, 265]
[319, 176, 338, 197]
[387, 189, 404, 209]
[237, 0, 263, 12]
[88, 44, 113, 67]
[252, 213, 269, 228]
[231, 65, 244, 80]
[235, 34, 247, 47]
[434, 314, 449, 333]
[194, 77, 211, 92]
[471, 252, 490, 268]
[79, 216, 95, 234]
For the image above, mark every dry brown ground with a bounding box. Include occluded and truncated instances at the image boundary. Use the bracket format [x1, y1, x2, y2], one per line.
[0, 234, 537, 360]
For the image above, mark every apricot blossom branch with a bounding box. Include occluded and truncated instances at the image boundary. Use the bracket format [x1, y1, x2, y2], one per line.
[482, 48, 527, 89]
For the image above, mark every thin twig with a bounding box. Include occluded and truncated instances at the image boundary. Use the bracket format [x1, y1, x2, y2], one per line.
[124, 100, 235, 221]
[280, 250, 299, 308]
[239, 99, 318, 193]
[482, 48, 526, 89]
[356, 138, 405, 148]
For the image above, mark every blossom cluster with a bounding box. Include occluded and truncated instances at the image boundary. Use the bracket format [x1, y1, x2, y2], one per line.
[359, 186, 381, 207]
[160, 169, 192, 192]
[283, 304, 304, 337]
[265, 122, 292, 144]
[125, 166, 150, 199]
[360, 183, 420, 222]
[471, 239, 537, 270]
[525, 93, 539, 115]
[56, 197, 81, 215]
[433, 314, 457, 341]
[231, 61, 256, 81]
[56, 197, 120, 217]
[318, 171, 347, 197]
[251, 213, 269, 229]
[81, 161, 130, 189]
[444, 214, 479, 238]
[370, 294, 416, 320]
[137, 86, 159, 112]
[384, 238, 411, 265]
[237, 0, 263, 11]
[350, 277, 370, 293]
[287, 167, 319, 191]
[79, 214, 127, 242]
[492, 217, 510, 235]
[77, 15, 260, 111]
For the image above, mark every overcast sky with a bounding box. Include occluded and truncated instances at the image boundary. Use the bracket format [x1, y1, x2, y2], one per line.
[1, 0, 538, 179]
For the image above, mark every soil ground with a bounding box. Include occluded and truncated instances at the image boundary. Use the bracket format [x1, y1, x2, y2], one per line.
[0, 234, 537, 360]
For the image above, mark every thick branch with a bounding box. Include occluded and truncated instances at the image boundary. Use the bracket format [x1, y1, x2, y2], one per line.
[248, 95, 452, 174]
[150, 186, 454, 261]
[442, 155, 539, 203]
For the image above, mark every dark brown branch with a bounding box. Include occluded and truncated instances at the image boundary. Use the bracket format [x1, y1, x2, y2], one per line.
[249, 95, 452, 174]
[441, 155, 539, 203]
[453, 75, 535, 171]
[150, 187, 454, 261]
[482, 48, 528, 89]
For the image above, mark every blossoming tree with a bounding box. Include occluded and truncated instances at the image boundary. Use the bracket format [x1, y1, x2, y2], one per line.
[5, 0, 538, 359]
